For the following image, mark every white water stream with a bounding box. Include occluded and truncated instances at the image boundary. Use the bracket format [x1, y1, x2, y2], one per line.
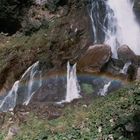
[0, 61, 42, 112]
[65, 62, 81, 102]
[120, 61, 132, 74]
[98, 81, 112, 96]
[58, 62, 81, 104]
[90, 0, 140, 58]
[0, 81, 19, 112]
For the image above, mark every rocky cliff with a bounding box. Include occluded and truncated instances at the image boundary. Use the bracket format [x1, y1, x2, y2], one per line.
[0, 0, 91, 95]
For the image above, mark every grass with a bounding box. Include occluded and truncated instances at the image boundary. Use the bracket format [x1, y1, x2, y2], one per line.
[0, 82, 138, 140]
[81, 83, 94, 94]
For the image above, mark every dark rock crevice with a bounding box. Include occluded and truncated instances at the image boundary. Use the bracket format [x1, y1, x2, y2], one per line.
[0, 20, 21, 35]
[0, 0, 33, 35]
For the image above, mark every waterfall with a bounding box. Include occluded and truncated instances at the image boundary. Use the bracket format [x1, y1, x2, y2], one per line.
[58, 62, 81, 104]
[22, 61, 42, 105]
[89, 0, 140, 58]
[0, 61, 42, 112]
[65, 62, 81, 102]
[0, 81, 19, 112]
[120, 61, 132, 74]
[98, 81, 111, 96]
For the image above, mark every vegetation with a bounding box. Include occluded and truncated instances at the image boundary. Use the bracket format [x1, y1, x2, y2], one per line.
[1, 82, 139, 140]
[81, 83, 94, 94]
[0, 1, 140, 140]
[0, 18, 60, 90]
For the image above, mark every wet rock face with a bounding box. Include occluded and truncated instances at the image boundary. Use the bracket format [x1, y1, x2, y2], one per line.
[87, 0, 107, 43]
[101, 58, 124, 75]
[101, 45, 138, 81]
[78, 44, 112, 73]
[133, 0, 140, 23]
[30, 77, 66, 103]
[117, 45, 138, 64]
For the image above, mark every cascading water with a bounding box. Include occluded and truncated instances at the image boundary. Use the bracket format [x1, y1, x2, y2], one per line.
[58, 62, 81, 103]
[22, 61, 42, 105]
[98, 81, 112, 96]
[65, 62, 81, 102]
[0, 81, 19, 112]
[0, 61, 42, 112]
[120, 61, 132, 74]
[89, 0, 140, 58]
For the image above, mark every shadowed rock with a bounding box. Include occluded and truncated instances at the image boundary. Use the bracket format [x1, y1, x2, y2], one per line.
[117, 45, 138, 64]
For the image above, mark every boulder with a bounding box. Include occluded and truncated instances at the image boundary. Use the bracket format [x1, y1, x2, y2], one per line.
[117, 45, 137, 64]
[78, 44, 112, 73]
[22, 18, 42, 35]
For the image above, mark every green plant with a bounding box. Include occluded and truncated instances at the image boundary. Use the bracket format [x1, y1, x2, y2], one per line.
[81, 83, 94, 94]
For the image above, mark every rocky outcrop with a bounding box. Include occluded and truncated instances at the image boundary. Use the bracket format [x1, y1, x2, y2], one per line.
[101, 45, 138, 81]
[0, 0, 91, 96]
[77, 44, 138, 80]
[78, 44, 112, 73]
[117, 45, 137, 64]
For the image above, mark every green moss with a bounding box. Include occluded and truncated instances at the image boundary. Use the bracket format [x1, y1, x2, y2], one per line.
[81, 83, 94, 94]
[0, 133, 4, 140]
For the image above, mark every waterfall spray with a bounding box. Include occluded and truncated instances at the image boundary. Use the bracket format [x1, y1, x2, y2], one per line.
[22, 61, 42, 105]
[98, 81, 112, 96]
[89, 0, 140, 58]
[0, 81, 19, 112]
[65, 62, 81, 102]
[0, 61, 42, 112]
[57, 62, 81, 104]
